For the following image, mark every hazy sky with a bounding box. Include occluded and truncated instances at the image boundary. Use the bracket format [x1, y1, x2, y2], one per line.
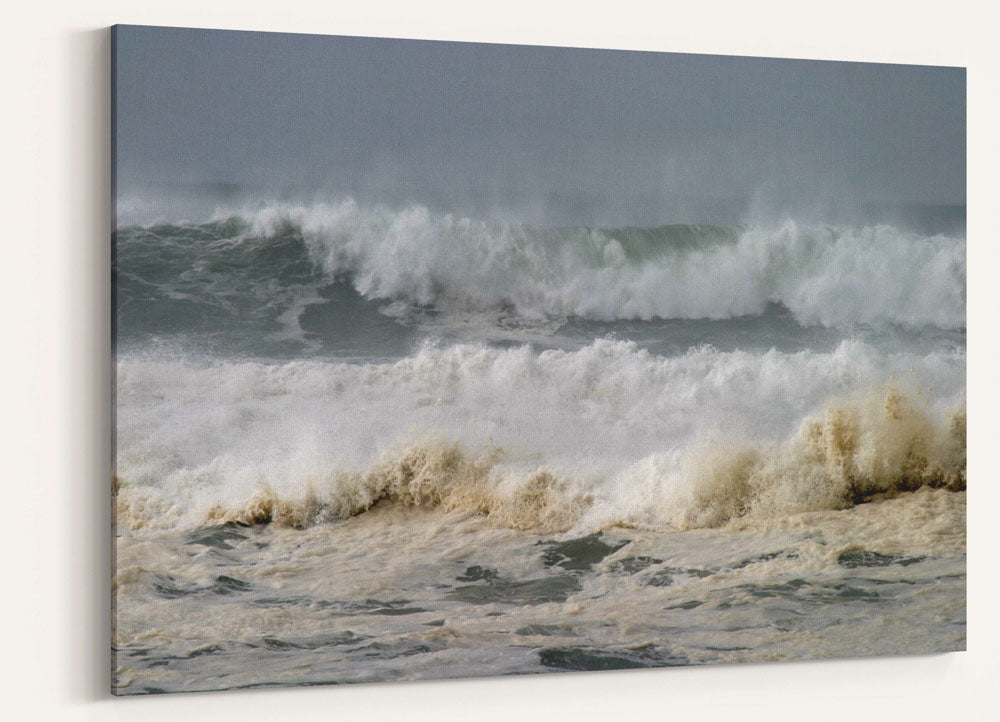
[113, 25, 965, 225]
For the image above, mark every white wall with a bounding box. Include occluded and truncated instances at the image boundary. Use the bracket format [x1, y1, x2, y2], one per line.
[2, 2, 997, 720]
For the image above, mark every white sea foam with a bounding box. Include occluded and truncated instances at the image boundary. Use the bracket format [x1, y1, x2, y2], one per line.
[210, 199, 966, 329]
[114, 338, 965, 532]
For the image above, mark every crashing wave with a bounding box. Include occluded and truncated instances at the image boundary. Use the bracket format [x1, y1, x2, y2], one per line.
[115, 383, 965, 535]
[115, 198, 966, 330]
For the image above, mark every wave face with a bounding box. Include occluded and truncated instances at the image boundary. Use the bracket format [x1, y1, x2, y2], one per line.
[114, 200, 966, 344]
[114, 339, 966, 533]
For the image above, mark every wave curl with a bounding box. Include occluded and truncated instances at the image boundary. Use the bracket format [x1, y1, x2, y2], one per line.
[115, 199, 966, 330]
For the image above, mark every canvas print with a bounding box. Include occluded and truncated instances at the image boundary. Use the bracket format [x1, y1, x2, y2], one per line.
[111, 25, 966, 695]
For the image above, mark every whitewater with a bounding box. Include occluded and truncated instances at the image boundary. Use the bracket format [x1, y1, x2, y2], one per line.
[112, 200, 966, 694]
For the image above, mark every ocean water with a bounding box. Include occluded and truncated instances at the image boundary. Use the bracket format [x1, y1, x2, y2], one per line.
[112, 199, 966, 694]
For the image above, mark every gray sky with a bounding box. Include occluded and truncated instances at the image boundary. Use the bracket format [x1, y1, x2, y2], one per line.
[113, 25, 965, 226]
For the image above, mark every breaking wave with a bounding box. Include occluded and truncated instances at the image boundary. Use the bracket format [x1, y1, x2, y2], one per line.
[113, 339, 966, 534]
[115, 198, 966, 331]
[117, 385, 965, 534]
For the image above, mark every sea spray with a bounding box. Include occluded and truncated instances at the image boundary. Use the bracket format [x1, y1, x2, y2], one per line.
[115, 200, 966, 335]
[115, 366, 965, 534]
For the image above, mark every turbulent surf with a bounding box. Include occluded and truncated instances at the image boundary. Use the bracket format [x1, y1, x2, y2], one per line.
[113, 199, 966, 694]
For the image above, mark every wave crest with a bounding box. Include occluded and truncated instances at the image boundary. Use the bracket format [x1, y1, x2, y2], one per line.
[204, 441, 586, 534]
[250, 200, 966, 328]
[118, 199, 966, 330]
[670, 388, 965, 530]
[166, 386, 966, 535]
